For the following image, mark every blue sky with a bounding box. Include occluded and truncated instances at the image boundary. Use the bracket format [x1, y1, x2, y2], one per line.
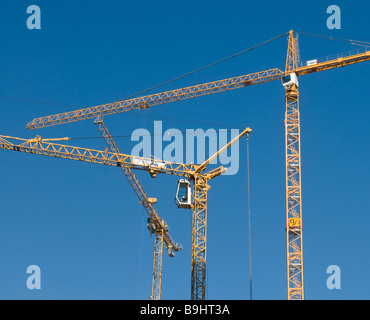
[0, 0, 369, 300]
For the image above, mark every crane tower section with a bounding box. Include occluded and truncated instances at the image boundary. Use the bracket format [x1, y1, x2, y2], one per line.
[284, 30, 304, 300]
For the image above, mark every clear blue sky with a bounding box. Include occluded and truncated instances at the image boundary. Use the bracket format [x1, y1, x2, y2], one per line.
[0, 0, 369, 300]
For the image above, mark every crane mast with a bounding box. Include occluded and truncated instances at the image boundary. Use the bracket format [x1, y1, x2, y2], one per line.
[284, 30, 304, 300]
[152, 224, 164, 300]
[190, 128, 252, 300]
[191, 175, 209, 300]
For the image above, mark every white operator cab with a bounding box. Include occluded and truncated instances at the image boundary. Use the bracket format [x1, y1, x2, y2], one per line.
[281, 73, 299, 90]
[175, 179, 192, 209]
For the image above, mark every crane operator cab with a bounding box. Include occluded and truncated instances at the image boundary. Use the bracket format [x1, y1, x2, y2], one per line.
[281, 73, 299, 90]
[175, 179, 192, 209]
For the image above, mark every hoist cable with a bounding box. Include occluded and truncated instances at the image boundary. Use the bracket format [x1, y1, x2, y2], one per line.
[247, 134, 253, 300]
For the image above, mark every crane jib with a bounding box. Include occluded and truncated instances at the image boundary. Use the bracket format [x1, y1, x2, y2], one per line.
[26, 68, 283, 129]
[26, 48, 370, 130]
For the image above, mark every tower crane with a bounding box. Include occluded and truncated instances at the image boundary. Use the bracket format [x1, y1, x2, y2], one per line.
[0, 126, 251, 300]
[25, 30, 370, 300]
[93, 115, 179, 300]
[0, 133, 180, 300]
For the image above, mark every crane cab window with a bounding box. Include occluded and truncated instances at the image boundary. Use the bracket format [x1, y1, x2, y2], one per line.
[175, 179, 192, 209]
[178, 184, 188, 202]
[282, 75, 291, 84]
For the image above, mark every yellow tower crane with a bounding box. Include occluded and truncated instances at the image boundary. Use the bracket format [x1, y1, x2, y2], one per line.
[93, 115, 180, 300]
[0, 126, 251, 300]
[25, 30, 370, 300]
[0, 134, 180, 300]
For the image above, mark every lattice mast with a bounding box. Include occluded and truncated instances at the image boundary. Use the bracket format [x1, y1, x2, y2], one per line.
[284, 30, 304, 300]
